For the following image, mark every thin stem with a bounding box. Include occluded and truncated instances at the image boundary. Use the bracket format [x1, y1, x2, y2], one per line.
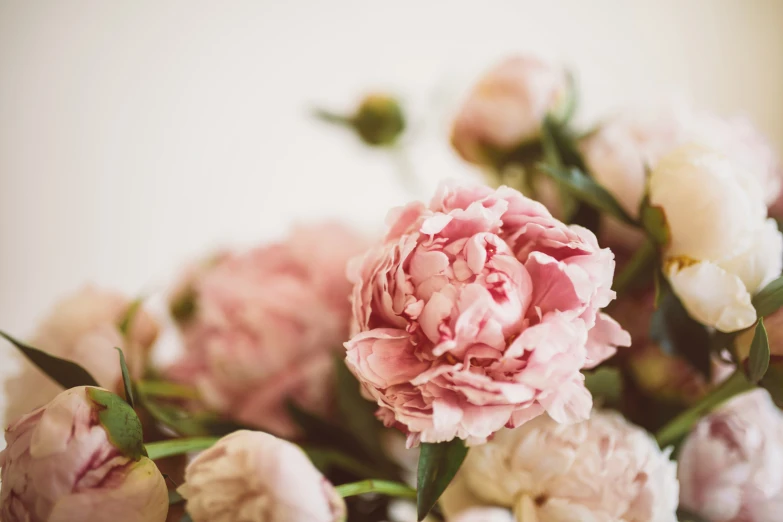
[312, 108, 352, 126]
[613, 240, 657, 294]
[335, 479, 416, 500]
[655, 371, 754, 447]
[136, 380, 200, 400]
[145, 437, 219, 460]
[304, 448, 383, 479]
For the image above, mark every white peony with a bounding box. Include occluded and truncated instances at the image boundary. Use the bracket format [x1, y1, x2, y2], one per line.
[678, 390, 783, 522]
[441, 411, 678, 522]
[649, 145, 782, 332]
[178, 430, 346, 522]
[582, 105, 783, 220]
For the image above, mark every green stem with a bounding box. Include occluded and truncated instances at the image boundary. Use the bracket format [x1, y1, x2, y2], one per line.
[145, 437, 219, 460]
[312, 108, 352, 126]
[137, 380, 200, 400]
[655, 371, 754, 447]
[335, 479, 416, 499]
[304, 448, 384, 479]
[613, 240, 657, 294]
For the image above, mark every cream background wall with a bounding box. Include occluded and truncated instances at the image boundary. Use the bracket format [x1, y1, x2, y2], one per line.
[1, 0, 782, 429]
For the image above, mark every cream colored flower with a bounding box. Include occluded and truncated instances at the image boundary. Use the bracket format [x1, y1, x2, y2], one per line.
[178, 430, 346, 522]
[441, 411, 678, 522]
[649, 145, 782, 332]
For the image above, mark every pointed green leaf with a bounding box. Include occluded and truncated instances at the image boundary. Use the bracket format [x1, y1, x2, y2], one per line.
[748, 318, 770, 383]
[118, 298, 143, 337]
[539, 165, 637, 226]
[640, 199, 670, 247]
[145, 437, 219, 460]
[1, 330, 99, 389]
[115, 347, 135, 408]
[416, 440, 469, 521]
[87, 387, 146, 461]
[753, 275, 783, 317]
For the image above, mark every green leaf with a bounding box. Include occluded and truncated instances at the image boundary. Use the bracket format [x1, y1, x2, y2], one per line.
[753, 275, 783, 317]
[649, 288, 712, 379]
[87, 387, 146, 461]
[760, 362, 783, 408]
[748, 318, 770, 383]
[656, 370, 753, 446]
[180, 513, 193, 522]
[304, 447, 380, 479]
[334, 357, 384, 457]
[639, 199, 670, 247]
[539, 165, 636, 226]
[168, 490, 184, 505]
[0, 330, 99, 389]
[584, 366, 623, 406]
[118, 298, 143, 337]
[335, 479, 416, 499]
[115, 347, 134, 408]
[145, 436, 219, 460]
[416, 440, 469, 521]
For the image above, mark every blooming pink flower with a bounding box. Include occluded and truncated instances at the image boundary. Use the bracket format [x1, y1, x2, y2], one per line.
[166, 223, 367, 437]
[3, 286, 159, 425]
[178, 430, 346, 522]
[451, 55, 568, 165]
[345, 182, 630, 446]
[678, 390, 783, 522]
[0, 387, 168, 522]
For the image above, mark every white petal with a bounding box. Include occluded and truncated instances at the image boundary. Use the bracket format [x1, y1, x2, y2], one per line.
[718, 218, 783, 294]
[667, 260, 756, 332]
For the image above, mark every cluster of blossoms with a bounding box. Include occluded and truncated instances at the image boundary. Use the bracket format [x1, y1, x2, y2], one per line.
[2, 50, 783, 522]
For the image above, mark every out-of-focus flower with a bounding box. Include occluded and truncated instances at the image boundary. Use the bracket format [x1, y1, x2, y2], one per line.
[449, 507, 514, 522]
[178, 430, 346, 522]
[166, 223, 367, 437]
[441, 411, 679, 522]
[582, 105, 783, 220]
[3, 286, 159, 424]
[678, 390, 783, 522]
[0, 386, 168, 522]
[649, 145, 783, 332]
[628, 344, 707, 406]
[451, 56, 568, 165]
[346, 182, 630, 446]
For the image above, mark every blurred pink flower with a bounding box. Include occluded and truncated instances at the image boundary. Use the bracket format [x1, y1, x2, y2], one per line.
[3, 286, 158, 424]
[0, 387, 168, 522]
[346, 182, 630, 446]
[451, 55, 568, 165]
[166, 223, 368, 437]
[178, 430, 346, 522]
[678, 390, 783, 522]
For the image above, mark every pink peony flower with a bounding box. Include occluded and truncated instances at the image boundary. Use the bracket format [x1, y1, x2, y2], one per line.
[345, 182, 630, 446]
[166, 223, 367, 437]
[451, 55, 568, 165]
[441, 411, 679, 522]
[0, 387, 168, 522]
[678, 390, 783, 522]
[3, 286, 159, 425]
[178, 430, 346, 522]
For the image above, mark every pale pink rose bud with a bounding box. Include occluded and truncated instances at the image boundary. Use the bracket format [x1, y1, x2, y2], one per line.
[451, 55, 568, 165]
[3, 286, 159, 424]
[441, 411, 679, 522]
[178, 430, 346, 522]
[678, 390, 783, 522]
[165, 223, 368, 437]
[0, 386, 168, 522]
[346, 182, 630, 446]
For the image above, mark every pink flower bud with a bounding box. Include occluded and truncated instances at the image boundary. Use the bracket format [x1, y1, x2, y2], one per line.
[0, 387, 168, 522]
[178, 430, 346, 522]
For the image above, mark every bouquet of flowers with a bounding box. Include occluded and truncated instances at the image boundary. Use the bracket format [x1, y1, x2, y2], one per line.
[2, 54, 783, 522]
